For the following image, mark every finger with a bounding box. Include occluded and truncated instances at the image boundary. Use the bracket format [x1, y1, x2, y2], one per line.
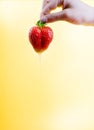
[40, 10, 68, 23]
[42, 2, 58, 15]
[40, 0, 51, 19]
[42, 0, 50, 9]
[40, 0, 50, 19]
[41, 0, 64, 15]
[57, 0, 64, 7]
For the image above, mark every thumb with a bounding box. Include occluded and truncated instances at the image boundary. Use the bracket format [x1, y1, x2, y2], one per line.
[40, 10, 69, 23]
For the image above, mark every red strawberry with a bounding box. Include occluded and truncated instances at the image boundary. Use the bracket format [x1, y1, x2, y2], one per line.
[29, 20, 53, 53]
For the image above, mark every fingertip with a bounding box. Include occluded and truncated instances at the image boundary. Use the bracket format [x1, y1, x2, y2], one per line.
[40, 16, 47, 23]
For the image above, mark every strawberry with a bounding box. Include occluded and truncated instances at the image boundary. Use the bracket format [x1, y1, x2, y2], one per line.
[29, 20, 53, 53]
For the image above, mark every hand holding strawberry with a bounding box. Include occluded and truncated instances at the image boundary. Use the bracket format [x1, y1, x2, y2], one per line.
[29, 20, 53, 53]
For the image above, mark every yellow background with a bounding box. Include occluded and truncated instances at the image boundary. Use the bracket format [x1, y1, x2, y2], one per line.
[0, 0, 94, 130]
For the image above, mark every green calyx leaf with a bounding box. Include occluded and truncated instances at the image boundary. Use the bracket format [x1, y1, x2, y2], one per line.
[36, 20, 46, 27]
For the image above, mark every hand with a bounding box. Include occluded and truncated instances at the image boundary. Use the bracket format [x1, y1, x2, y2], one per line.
[40, 0, 94, 25]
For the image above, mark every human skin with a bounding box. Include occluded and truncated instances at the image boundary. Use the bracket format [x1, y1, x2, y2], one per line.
[40, 0, 94, 26]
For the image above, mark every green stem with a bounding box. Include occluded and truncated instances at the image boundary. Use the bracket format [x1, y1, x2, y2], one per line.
[36, 20, 46, 27]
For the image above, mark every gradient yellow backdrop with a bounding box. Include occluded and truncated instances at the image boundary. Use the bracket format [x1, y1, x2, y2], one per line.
[0, 0, 94, 130]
